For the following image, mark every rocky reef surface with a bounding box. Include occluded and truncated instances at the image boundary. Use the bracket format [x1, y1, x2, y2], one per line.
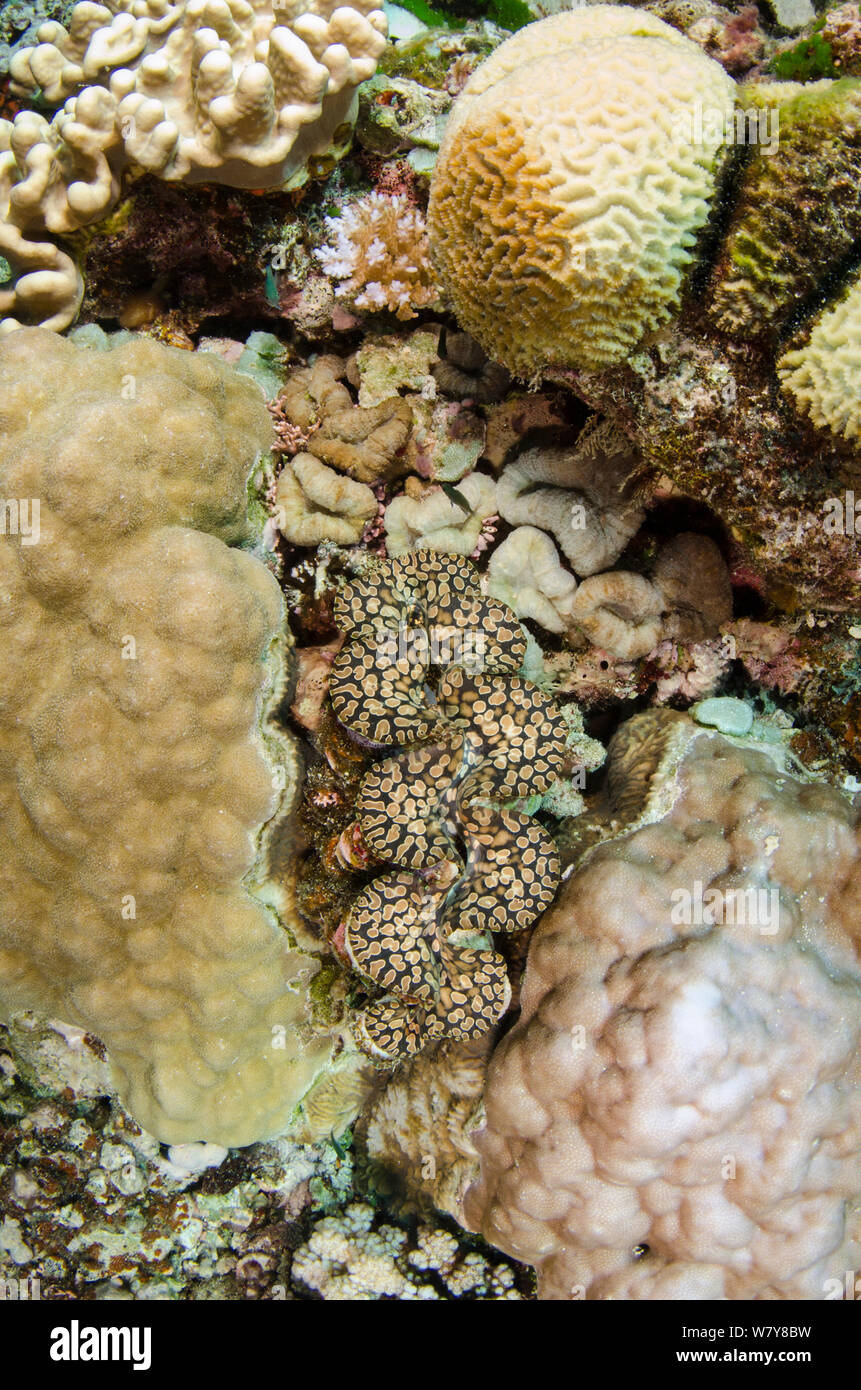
[0, 0, 859, 1303]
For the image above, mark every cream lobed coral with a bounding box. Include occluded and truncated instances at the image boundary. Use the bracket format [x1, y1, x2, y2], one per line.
[0, 330, 345, 1148]
[464, 713, 861, 1299]
[428, 6, 736, 375]
[316, 191, 438, 321]
[274, 451, 378, 545]
[384, 472, 497, 557]
[495, 420, 645, 577]
[777, 265, 861, 442]
[0, 0, 387, 331]
[486, 527, 578, 634]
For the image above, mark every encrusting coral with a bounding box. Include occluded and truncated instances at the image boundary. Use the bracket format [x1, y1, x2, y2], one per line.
[0, 0, 388, 331]
[464, 710, 861, 1300]
[327, 555, 568, 1061]
[316, 191, 438, 321]
[428, 6, 736, 375]
[777, 264, 861, 442]
[708, 77, 861, 337]
[0, 329, 351, 1148]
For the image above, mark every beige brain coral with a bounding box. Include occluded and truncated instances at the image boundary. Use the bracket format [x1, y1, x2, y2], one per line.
[777, 266, 861, 442]
[465, 713, 861, 1299]
[0, 330, 345, 1148]
[428, 6, 736, 375]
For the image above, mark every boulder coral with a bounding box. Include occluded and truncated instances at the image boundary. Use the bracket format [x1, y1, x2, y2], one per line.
[464, 711, 861, 1300]
[0, 0, 388, 331]
[0, 329, 348, 1148]
[428, 6, 736, 375]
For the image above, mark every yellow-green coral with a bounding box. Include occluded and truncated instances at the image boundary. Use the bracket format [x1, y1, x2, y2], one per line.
[778, 265, 861, 440]
[708, 77, 861, 336]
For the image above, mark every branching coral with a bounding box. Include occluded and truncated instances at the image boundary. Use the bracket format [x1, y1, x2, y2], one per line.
[328, 556, 567, 1061]
[292, 1200, 522, 1299]
[428, 6, 736, 375]
[0, 329, 348, 1148]
[316, 191, 438, 321]
[465, 711, 861, 1299]
[495, 419, 645, 577]
[0, 0, 387, 330]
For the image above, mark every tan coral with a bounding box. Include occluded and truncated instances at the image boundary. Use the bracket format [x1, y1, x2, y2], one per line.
[652, 532, 732, 641]
[275, 452, 377, 545]
[428, 6, 736, 375]
[358, 1033, 493, 1217]
[1, 0, 387, 331]
[275, 354, 412, 483]
[0, 329, 348, 1148]
[465, 714, 861, 1299]
[568, 571, 665, 659]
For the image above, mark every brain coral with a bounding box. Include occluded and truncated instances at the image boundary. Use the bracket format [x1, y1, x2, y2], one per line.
[777, 264, 861, 442]
[464, 712, 861, 1299]
[427, 6, 736, 376]
[0, 330, 344, 1148]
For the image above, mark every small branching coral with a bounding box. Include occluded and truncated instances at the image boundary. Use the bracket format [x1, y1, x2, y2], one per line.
[327, 555, 568, 1062]
[316, 192, 438, 321]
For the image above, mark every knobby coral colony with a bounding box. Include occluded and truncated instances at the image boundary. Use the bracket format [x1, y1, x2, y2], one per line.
[1, 0, 861, 1309]
[329, 556, 567, 1061]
